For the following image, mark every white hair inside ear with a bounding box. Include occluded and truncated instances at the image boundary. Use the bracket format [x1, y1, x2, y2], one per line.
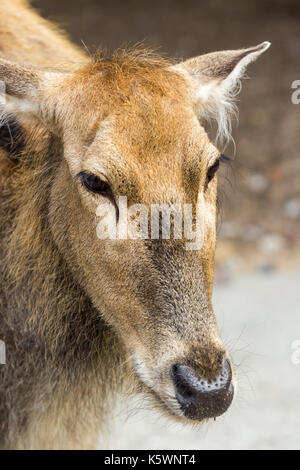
[0, 58, 67, 129]
[171, 41, 271, 144]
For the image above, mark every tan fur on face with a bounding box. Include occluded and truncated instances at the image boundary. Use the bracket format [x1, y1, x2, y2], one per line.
[46, 68, 222, 422]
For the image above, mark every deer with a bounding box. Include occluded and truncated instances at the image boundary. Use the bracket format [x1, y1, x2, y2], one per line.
[0, 0, 270, 449]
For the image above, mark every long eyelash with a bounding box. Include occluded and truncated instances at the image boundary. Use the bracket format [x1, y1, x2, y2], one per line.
[219, 154, 232, 164]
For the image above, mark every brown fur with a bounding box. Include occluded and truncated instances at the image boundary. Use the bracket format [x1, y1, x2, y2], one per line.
[0, 0, 270, 449]
[0, 0, 87, 67]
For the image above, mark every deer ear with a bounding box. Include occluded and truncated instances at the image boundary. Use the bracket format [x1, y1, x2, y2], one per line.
[172, 41, 271, 141]
[0, 58, 64, 128]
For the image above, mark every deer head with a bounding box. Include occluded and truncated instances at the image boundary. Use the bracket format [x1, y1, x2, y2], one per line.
[0, 41, 270, 421]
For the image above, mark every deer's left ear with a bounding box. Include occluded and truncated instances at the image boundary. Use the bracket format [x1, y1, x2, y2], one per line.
[171, 42, 270, 140]
[0, 58, 66, 130]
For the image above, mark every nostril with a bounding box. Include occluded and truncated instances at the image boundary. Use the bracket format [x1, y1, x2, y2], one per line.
[171, 364, 196, 404]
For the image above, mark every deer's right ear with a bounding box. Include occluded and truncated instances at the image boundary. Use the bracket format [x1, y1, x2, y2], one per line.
[171, 42, 270, 142]
[0, 59, 64, 130]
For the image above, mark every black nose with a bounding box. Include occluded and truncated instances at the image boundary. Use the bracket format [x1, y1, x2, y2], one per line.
[171, 359, 234, 420]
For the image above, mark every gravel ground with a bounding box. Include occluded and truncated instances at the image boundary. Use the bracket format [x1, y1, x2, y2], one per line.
[107, 271, 300, 450]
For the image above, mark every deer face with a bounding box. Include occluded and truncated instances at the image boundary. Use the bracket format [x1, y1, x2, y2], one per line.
[0, 42, 269, 422]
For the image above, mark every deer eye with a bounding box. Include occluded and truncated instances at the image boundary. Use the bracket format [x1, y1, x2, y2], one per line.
[206, 158, 220, 186]
[78, 171, 111, 196]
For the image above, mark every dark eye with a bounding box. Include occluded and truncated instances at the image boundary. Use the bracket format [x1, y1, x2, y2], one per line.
[78, 171, 111, 196]
[206, 158, 220, 187]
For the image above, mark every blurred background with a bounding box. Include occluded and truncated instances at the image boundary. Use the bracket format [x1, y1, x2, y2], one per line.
[32, 0, 300, 449]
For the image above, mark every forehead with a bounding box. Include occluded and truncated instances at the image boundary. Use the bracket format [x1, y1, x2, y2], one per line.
[76, 60, 217, 200]
[116, 93, 206, 148]
[72, 58, 215, 162]
[85, 91, 213, 164]
[84, 110, 215, 205]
